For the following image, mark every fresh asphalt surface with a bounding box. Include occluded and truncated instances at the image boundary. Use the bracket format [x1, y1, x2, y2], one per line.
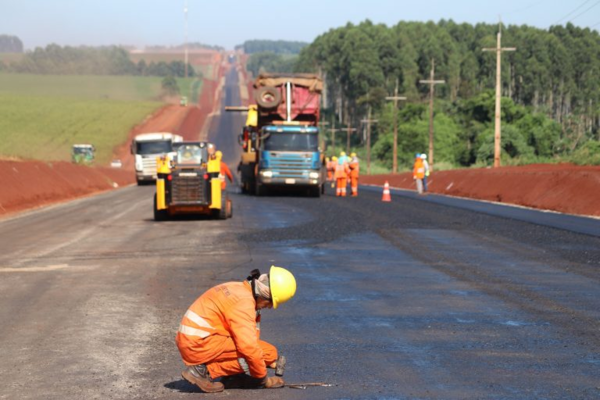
[1, 68, 599, 400]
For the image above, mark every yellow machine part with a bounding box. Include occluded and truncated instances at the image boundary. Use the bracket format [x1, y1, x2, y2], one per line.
[156, 178, 166, 210]
[210, 178, 222, 209]
[246, 105, 258, 127]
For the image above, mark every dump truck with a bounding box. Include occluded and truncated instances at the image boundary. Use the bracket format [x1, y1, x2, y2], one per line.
[227, 73, 326, 197]
[131, 132, 183, 185]
[153, 141, 232, 221]
[71, 144, 95, 165]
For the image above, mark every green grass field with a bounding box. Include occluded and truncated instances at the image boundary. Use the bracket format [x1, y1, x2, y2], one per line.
[0, 73, 202, 164]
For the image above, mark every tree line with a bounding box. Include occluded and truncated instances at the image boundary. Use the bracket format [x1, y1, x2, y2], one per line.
[237, 40, 308, 54]
[293, 20, 600, 167]
[0, 35, 23, 53]
[3, 44, 196, 78]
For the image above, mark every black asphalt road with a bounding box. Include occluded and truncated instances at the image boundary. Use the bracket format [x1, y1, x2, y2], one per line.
[1, 67, 599, 400]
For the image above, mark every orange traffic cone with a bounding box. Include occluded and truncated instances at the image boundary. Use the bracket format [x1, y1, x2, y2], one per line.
[382, 181, 391, 202]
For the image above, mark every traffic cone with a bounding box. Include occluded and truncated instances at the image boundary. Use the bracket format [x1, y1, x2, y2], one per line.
[382, 181, 391, 202]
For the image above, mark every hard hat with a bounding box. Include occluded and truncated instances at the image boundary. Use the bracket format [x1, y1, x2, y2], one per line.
[269, 266, 296, 309]
[325, 157, 330, 162]
[415, 153, 420, 158]
[351, 152, 357, 157]
[332, 156, 338, 161]
[421, 153, 427, 159]
[340, 151, 346, 157]
[216, 150, 223, 159]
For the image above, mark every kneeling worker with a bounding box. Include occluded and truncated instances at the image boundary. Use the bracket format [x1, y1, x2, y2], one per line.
[176, 266, 297, 392]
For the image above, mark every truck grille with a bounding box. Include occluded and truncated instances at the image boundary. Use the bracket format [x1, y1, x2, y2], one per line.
[269, 153, 313, 178]
[141, 157, 157, 177]
[171, 175, 207, 204]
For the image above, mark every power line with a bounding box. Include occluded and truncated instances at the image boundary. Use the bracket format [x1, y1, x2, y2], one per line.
[553, 0, 592, 25]
[569, 0, 600, 22]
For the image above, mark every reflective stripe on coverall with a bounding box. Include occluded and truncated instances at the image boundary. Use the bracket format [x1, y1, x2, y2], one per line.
[334, 162, 349, 197]
[348, 159, 359, 196]
[175, 281, 277, 379]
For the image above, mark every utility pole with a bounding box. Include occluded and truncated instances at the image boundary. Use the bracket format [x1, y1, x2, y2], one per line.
[361, 105, 378, 175]
[328, 115, 341, 154]
[385, 79, 407, 173]
[184, 0, 189, 79]
[318, 120, 329, 151]
[419, 59, 445, 171]
[483, 23, 516, 168]
[345, 125, 357, 155]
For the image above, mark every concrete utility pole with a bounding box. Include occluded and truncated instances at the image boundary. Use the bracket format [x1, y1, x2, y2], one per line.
[345, 125, 357, 155]
[483, 23, 516, 168]
[385, 79, 407, 174]
[328, 115, 341, 154]
[318, 120, 329, 151]
[183, 0, 189, 79]
[361, 105, 378, 175]
[419, 59, 445, 171]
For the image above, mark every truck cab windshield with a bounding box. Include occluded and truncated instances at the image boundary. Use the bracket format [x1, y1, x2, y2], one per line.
[263, 133, 319, 152]
[136, 141, 172, 155]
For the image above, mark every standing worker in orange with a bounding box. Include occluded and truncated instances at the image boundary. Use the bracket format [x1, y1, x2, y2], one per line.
[176, 266, 297, 393]
[329, 156, 338, 188]
[412, 153, 425, 195]
[215, 150, 233, 190]
[348, 152, 360, 197]
[334, 152, 350, 197]
[325, 156, 334, 183]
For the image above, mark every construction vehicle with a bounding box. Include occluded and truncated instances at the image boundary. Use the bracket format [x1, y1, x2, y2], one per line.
[131, 132, 183, 185]
[153, 141, 232, 221]
[71, 144, 95, 165]
[227, 73, 326, 197]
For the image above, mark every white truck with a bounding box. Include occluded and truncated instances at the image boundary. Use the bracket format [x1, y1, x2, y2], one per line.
[130, 132, 183, 184]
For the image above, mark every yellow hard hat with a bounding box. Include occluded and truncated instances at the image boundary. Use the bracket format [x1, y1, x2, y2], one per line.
[332, 156, 338, 161]
[325, 157, 330, 162]
[270, 266, 296, 309]
[216, 150, 223, 160]
[351, 152, 357, 157]
[340, 151, 346, 157]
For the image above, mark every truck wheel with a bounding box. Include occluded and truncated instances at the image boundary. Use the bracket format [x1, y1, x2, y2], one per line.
[226, 199, 233, 218]
[255, 182, 265, 197]
[153, 193, 168, 221]
[255, 86, 281, 109]
[310, 187, 321, 198]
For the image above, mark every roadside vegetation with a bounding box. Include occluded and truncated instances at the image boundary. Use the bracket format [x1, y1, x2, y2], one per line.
[0, 73, 204, 164]
[290, 20, 600, 168]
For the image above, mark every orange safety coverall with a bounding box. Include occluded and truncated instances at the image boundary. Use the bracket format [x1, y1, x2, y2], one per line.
[326, 160, 335, 181]
[176, 281, 277, 379]
[220, 162, 234, 190]
[334, 162, 349, 197]
[413, 158, 425, 180]
[348, 160, 359, 196]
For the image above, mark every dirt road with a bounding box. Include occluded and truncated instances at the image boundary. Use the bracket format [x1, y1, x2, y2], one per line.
[1, 65, 599, 400]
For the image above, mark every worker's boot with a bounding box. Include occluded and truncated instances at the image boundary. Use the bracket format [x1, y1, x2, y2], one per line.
[182, 365, 224, 393]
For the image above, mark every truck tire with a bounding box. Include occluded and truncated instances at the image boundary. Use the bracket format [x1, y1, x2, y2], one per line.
[255, 86, 281, 110]
[226, 199, 233, 218]
[255, 182, 265, 197]
[310, 186, 321, 198]
[153, 193, 168, 221]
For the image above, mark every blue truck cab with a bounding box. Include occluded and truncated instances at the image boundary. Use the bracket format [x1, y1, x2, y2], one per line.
[256, 125, 324, 196]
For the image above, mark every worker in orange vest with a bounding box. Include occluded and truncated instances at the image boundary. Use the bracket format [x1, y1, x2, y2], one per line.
[330, 156, 338, 188]
[326, 157, 335, 182]
[348, 152, 359, 197]
[334, 152, 350, 197]
[176, 266, 297, 393]
[215, 150, 233, 190]
[412, 153, 425, 195]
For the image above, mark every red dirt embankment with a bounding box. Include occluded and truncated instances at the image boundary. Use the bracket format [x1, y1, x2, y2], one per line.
[361, 164, 600, 217]
[0, 58, 227, 218]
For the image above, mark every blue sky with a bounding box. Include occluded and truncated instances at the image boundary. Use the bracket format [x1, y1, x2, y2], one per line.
[2, 0, 599, 50]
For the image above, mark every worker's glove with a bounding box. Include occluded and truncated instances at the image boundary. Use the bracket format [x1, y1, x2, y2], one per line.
[262, 376, 285, 389]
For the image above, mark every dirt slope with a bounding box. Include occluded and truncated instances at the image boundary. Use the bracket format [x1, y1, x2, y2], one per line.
[361, 164, 600, 217]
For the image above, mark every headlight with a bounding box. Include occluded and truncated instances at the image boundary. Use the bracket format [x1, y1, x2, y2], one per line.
[135, 160, 143, 171]
[261, 171, 273, 178]
[309, 172, 320, 179]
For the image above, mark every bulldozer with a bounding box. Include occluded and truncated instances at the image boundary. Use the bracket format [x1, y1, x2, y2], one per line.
[153, 141, 232, 221]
